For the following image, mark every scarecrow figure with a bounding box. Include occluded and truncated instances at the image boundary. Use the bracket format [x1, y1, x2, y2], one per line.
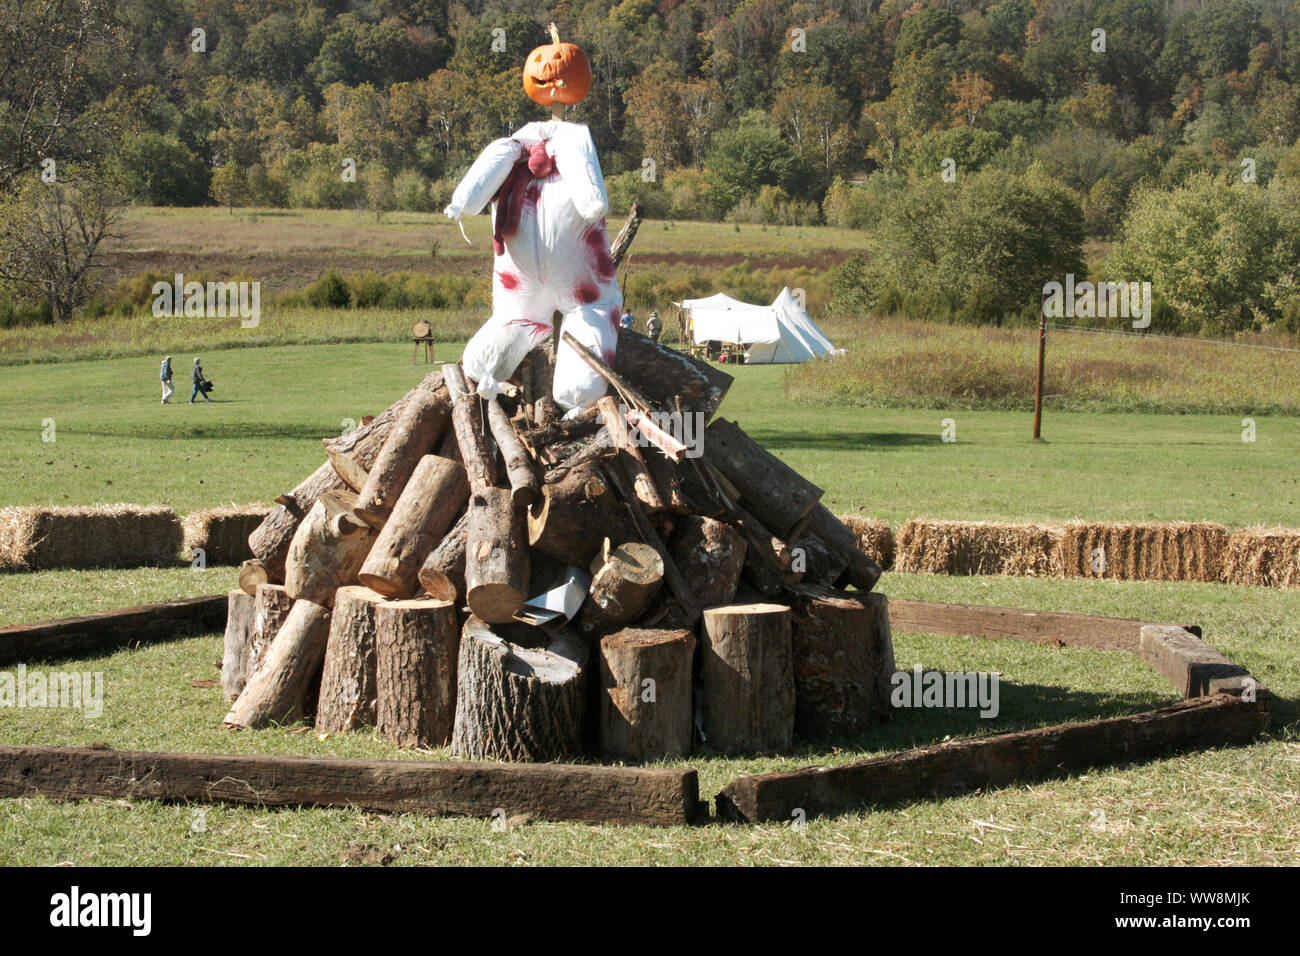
[444, 25, 619, 413]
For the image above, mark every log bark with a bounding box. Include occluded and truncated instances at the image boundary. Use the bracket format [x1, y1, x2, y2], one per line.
[597, 396, 665, 513]
[788, 586, 894, 739]
[225, 598, 332, 728]
[668, 516, 746, 609]
[699, 603, 795, 753]
[601, 462, 700, 623]
[450, 617, 588, 762]
[465, 487, 529, 624]
[609, 202, 641, 269]
[284, 499, 376, 608]
[249, 369, 441, 578]
[645, 447, 691, 513]
[542, 427, 615, 484]
[599, 627, 695, 762]
[353, 379, 451, 529]
[791, 528, 850, 588]
[375, 598, 459, 748]
[444, 362, 497, 493]
[523, 348, 561, 426]
[578, 540, 664, 635]
[705, 419, 823, 539]
[487, 397, 540, 508]
[221, 589, 257, 700]
[315, 585, 385, 733]
[716, 695, 1271, 823]
[418, 512, 468, 603]
[357, 454, 467, 598]
[0, 744, 701, 827]
[325, 445, 369, 493]
[250, 583, 294, 677]
[528, 457, 630, 566]
[807, 504, 882, 592]
[613, 328, 733, 420]
[732, 505, 803, 598]
[238, 559, 272, 594]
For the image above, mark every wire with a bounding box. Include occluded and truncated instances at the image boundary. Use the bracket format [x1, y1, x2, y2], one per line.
[1047, 324, 1300, 354]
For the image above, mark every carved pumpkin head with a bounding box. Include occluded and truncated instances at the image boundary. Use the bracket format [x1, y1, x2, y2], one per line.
[523, 24, 592, 107]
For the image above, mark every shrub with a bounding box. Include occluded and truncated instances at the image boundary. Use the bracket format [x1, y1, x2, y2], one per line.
[304, 270, 353, 308]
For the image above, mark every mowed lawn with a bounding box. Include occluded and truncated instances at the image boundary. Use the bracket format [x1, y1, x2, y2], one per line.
[0, 342, 1297, 865]
[2, 340, 1298, 527]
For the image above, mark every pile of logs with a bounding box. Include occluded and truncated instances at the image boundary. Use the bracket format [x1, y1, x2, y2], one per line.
[223, 329, 892, 762]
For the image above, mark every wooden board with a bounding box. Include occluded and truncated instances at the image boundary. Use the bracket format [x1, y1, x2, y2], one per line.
[0, 595, 227, 666]
[1139, 624, 1255, 699]
[716, 695, 1270, 823]
[0, 745, 701, 827]
[887, 598, 1202, 652]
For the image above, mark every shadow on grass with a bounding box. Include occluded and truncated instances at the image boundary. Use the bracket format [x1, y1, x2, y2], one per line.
[0, 422, 335, 442]
[741, 430, 941, 451]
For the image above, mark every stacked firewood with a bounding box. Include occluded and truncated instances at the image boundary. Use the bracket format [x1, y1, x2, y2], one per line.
[222, 330, 892, 762]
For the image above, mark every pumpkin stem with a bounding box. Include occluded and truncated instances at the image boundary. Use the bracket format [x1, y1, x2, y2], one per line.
[548, 22, 561, 45]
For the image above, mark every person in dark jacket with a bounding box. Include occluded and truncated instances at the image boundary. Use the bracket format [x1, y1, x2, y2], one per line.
[190, 357, 213, 403]
[160, 355, 174, 404]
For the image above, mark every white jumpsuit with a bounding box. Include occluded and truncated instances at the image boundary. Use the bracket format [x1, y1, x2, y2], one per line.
[444, 120, 622, 412]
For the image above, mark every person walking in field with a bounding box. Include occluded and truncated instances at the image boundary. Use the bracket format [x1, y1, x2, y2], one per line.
[619, 309, 636, 331]
[160, 355, 174, 403]
[190, 357, 213, 403]
[646, 310, 662, 342]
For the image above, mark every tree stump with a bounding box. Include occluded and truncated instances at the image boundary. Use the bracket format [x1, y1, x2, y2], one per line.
[465, 486, 529, 624]
[284, 499, 376, 608]
[357, 454, 467, 598]
[669, 515, 746, 608]
[599, 627, 695, 761]
[225, 598, 332, 728]
[788, 587, 894, 739]
[353, 381, 451, 529]
[418, 512, 468, 603]
[578, 540, 664, 635]
[315, 585, 386, 733]
[221, 589, 257, 700]
[699, 603, 795, 753]
[527, 458, 631, 566]
[249, 582, 294, 677]
[375, 598, 459, 748]
[450, 617, 588, 762]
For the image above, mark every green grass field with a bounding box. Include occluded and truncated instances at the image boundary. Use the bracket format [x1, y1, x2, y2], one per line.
[2, 341, 1298, 527]
[0, 209, 1296, 866]
[1, 569, 1295, 865]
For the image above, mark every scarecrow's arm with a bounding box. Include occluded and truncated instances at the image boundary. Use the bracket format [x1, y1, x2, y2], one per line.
[443, 137, 526, 221]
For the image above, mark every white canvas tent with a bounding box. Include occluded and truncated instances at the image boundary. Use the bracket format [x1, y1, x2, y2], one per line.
[677, 287, 838, 364]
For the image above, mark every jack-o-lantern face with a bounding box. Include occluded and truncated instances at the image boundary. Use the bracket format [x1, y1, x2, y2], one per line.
[523, 24, 592, 107]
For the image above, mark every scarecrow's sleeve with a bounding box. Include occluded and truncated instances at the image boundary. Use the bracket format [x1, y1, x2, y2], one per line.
[443, 137, 526, 221]
[552, 123, 608, 223]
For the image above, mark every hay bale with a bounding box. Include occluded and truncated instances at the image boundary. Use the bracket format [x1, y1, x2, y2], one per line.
[1222, 527, 1300, 588]
[894, 519, 1063, 577]
[1059, 521, 1229, 582]
[0, 505, 182, 570]
[837, 515, 895, 570]
[182, 506, 272, 565]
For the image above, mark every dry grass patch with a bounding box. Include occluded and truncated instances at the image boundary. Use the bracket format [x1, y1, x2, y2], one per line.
[1222, 527, 1300, 588]
[0, 505, 181, 570]
[181, 506, 271, 565]
[838, 515, 895, 569]
[894, 519, 1064, 577]
[1059, 521, 1229, 582]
